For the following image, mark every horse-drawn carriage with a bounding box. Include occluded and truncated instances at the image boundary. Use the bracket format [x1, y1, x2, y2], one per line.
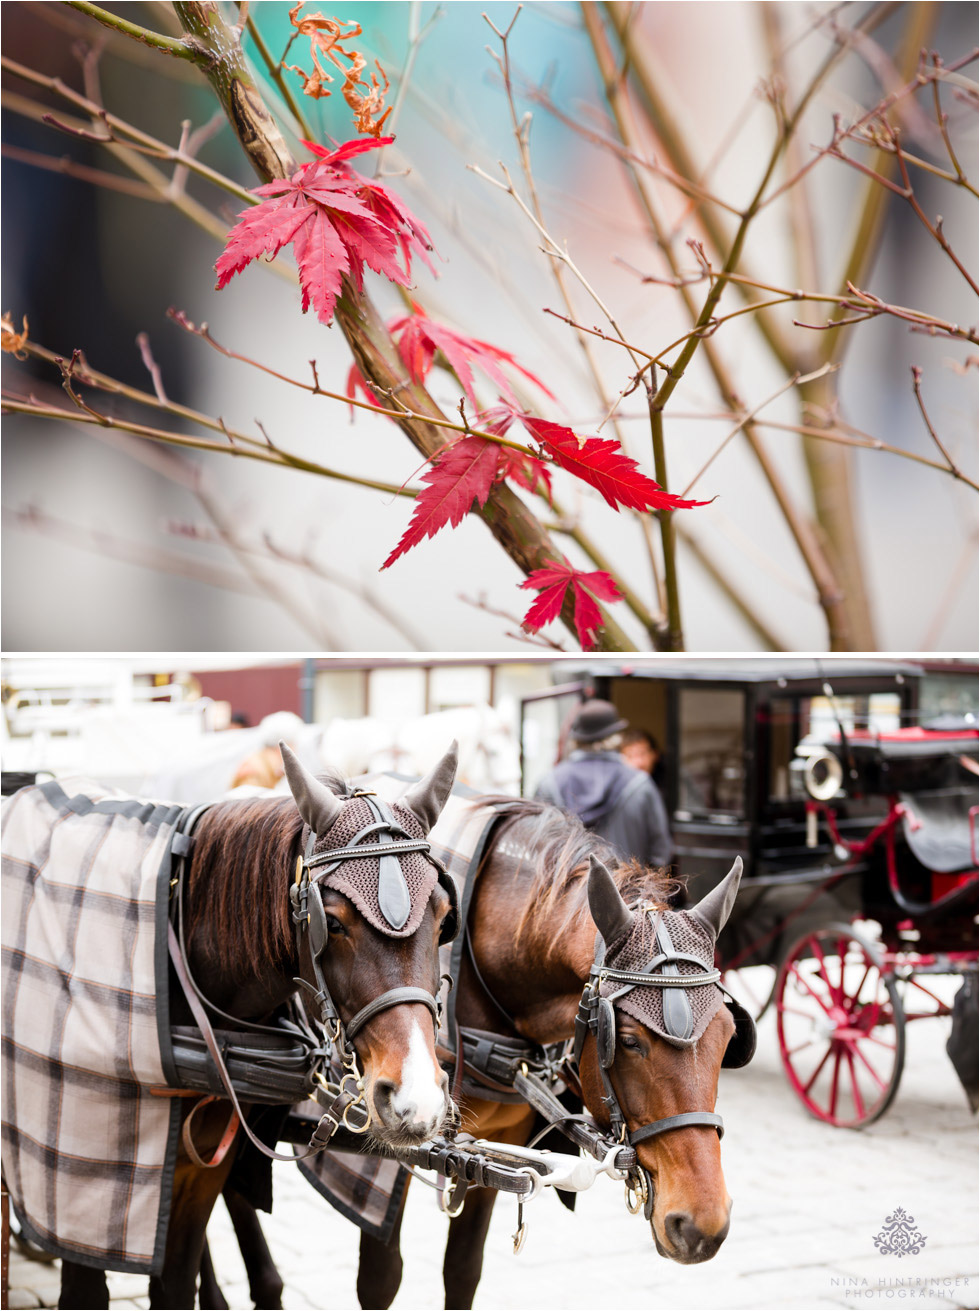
[522, 659, 979, 1127]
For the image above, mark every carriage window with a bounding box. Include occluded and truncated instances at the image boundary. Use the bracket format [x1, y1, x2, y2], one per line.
[797, 693, 902, 746]
[677, 690, 745, 815]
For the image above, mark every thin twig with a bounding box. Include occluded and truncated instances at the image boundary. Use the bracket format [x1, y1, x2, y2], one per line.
[468, 161, 645, 373]
[64, 2, 198, 61]
[167, 311, 544, 456]
[6, 503, 267, 595]
[910, 365, 967, 483]
[136, 333, 168, 403]
[374, 2, 444, 177]
[457, 592, 567, 650]
[0, 142, 161, 199]
[680, 364, 837, 498]
[1, 55, 256, 204]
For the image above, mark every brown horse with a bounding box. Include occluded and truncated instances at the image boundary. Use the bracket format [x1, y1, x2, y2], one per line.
[354, 798, 747, 1309]
[50, 745, 459, 1310]
[198, 795, 749, 1310]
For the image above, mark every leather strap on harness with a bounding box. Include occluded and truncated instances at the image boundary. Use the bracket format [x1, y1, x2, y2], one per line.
[167, 921, 321, 1163]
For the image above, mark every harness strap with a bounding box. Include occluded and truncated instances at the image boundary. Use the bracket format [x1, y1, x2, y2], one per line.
[345, 986, 440, 1041]
[167, 922, 321, 1164]
[307, 838, 431, 869]
[180, 1095, 241, 1169]
[444, 815, 503, 1048]
[629, 1111, 725, 1145]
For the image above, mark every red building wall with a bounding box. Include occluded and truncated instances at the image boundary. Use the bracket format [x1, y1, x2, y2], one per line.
[193, 664, 303, 727]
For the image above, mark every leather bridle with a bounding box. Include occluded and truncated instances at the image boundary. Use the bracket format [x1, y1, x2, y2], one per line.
[571, 907, 729, 1216]
[290, 790, 455, 1048]
[288, 789, 458, 1142]
[168, 789, 457, 1158]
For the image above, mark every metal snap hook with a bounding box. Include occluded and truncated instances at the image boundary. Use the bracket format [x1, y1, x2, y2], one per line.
[624, 1167, 648, 1215]
[441, 1177, 466, 1218]
[512, 1199, 527, 1254]
[341, 1098, 371, 1134]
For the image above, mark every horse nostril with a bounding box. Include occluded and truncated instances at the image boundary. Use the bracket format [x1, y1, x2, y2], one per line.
[665, 1211, 704, 1255]
[373, 1079, 396, 1115]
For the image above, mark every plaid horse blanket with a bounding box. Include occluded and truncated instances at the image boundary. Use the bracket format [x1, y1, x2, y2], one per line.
[298, 779, 498, 1241]
[1, 778, 184, 1274]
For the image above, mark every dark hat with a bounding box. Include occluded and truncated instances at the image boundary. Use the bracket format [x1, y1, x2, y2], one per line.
[571, 699, 629, 744]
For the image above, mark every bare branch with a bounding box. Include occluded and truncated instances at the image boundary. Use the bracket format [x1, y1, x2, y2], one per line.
[457, 591, 567, 650]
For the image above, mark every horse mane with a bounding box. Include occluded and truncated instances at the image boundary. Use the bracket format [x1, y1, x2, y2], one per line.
[477, 797, 678, 953]
[184, 796, 305, 982]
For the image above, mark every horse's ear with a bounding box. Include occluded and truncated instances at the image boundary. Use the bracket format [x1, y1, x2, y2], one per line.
[281, 742, 343, 835]
[689, 857, 743, 938]
[587, 855, 632, 947]
[400, 740, 459, 834]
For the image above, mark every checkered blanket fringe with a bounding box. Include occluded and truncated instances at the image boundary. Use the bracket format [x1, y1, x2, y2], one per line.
[1, 779, 184, 1274]
[298, 778, 497, 1241]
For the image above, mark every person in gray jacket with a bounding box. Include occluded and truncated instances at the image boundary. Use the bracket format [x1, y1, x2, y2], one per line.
[534, 699, 672, 869]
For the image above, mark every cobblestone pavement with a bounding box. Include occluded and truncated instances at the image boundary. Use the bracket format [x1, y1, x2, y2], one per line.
[8, 971, 977, 1311]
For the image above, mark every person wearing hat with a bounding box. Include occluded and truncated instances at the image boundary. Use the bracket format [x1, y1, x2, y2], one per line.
[534, 699, 671, 868]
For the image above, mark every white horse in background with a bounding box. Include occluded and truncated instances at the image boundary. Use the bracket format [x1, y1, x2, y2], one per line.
[142, 705, 519, 804]
[316, 705, 519, 795]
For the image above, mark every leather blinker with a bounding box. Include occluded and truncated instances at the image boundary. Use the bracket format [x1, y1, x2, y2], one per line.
[596, 996, 616, 1069]
[308, 888, 329, 960]
[721, 998, 757, 1069]
[437, 868, 460, 946]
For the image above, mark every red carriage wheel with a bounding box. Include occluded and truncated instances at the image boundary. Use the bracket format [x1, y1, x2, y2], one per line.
[775, 923, 905, 1127]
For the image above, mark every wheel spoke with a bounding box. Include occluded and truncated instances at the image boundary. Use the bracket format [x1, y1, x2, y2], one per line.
[904, 978, 948, 1011]
[862, 1033, 897, 1051]
[802, 1042, 834, 1095]
[850, 1039, 887, 1091]
[845, 1048, 867, 1120]
[778, 1003, 822, 1020]
[837, 937, 850, 1000]
[849, 962, 872, 1006]
[784, 1038, 820, 1056]
[828, 1046, 843, 1118]
[811, 936, 836, 1001]
[788, 962, 835, 1014]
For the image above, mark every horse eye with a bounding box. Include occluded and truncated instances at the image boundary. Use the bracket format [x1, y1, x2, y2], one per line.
[325, 915, 347, 937]
[619, 1034, 642, 1052]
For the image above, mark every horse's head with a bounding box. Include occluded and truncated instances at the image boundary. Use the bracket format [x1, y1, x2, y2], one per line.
[283, 744, 460, 1147]
[577, 856, 754, 1264]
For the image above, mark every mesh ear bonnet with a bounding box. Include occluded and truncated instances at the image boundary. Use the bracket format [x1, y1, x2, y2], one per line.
[601, 907, 724, 1046]
[312, 797, 438, 939]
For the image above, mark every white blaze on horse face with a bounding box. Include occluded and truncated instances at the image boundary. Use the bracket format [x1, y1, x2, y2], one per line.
[391, 1020, 445, 1130]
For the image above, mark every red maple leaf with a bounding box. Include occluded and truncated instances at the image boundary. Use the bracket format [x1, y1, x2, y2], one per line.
[348, 305, 554, 411]
[520, 416, 710, 513]
[519, 561, 623, 650]
[215, 138, 432, 325]
[495, 446, 553, 499]
[381, 437, 500, 569]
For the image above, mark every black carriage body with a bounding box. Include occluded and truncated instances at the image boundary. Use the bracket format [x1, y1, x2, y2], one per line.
[520, 660, 978, 968]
